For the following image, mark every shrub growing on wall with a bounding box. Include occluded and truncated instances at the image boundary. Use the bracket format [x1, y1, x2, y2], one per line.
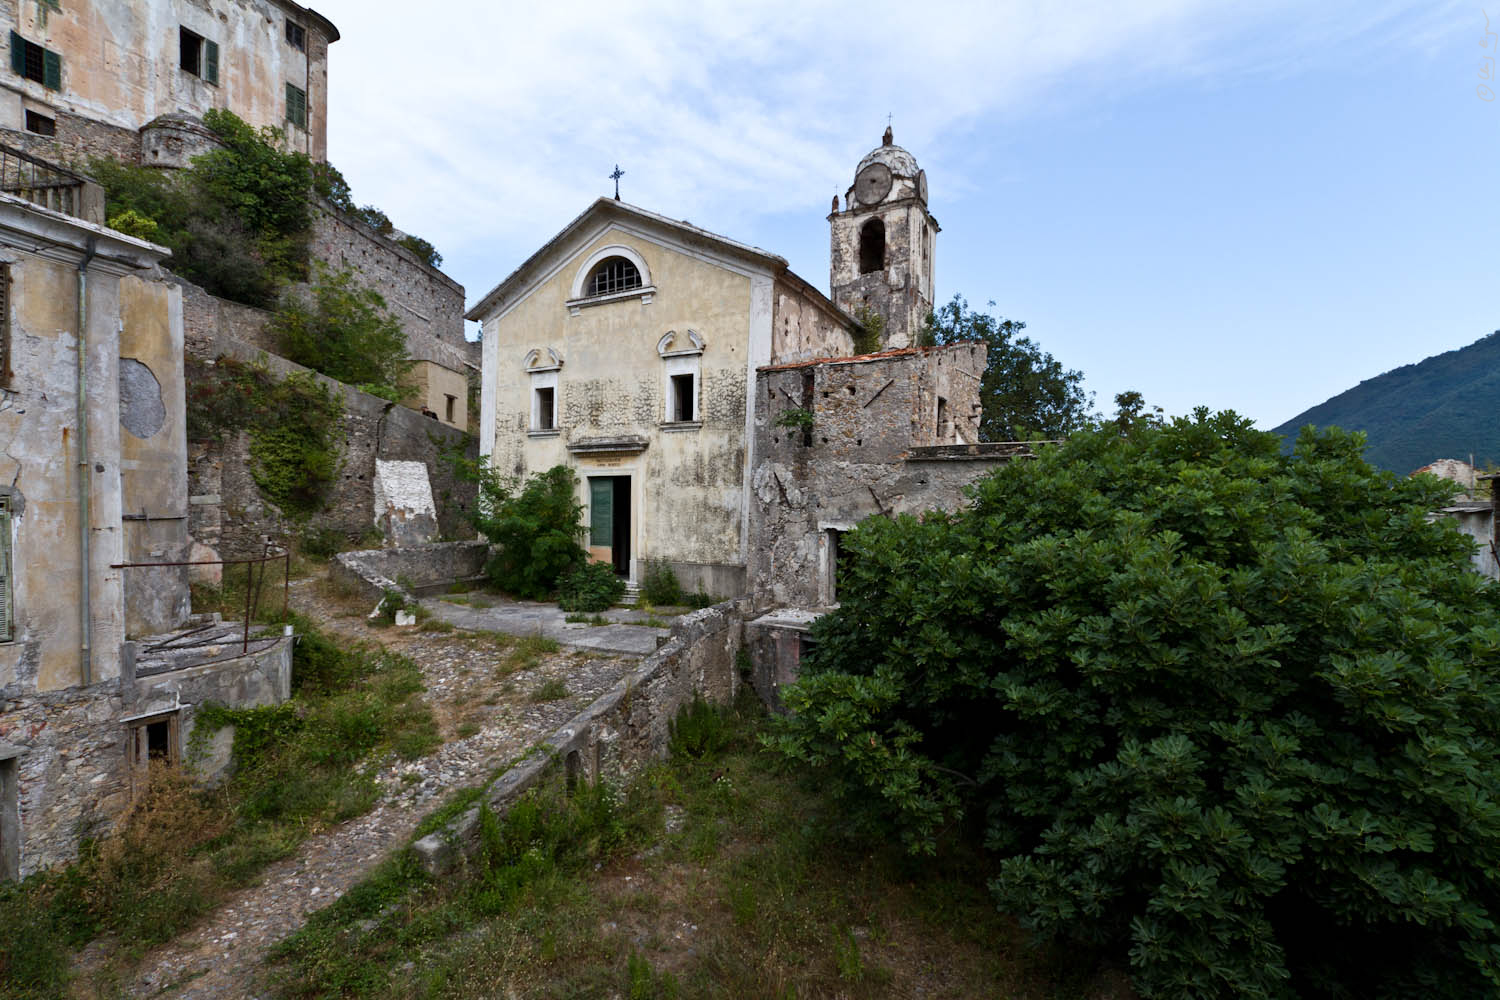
[769, 411, 1500, 999]
[469, 464, 587, 599]
[270, 264, 412, 402]
[187, 357, 342, 519]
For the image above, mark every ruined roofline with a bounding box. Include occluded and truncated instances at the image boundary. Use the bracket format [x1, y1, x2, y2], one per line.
[466, 197, 823, 322]
[756, 340, 985, 373]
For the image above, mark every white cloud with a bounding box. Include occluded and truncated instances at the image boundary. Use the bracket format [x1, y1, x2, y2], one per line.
[307, 0, 1454, 301]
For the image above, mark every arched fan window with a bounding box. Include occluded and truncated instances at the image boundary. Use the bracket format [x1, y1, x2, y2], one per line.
[587, 256, 642, 296]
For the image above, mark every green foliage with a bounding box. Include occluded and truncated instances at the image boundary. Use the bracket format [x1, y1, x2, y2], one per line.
[670, 695, 731, 759]
[769, 411, 1500, 998]
[558, 560, 625, 612]
[774, 407, 815, 433]
[310, 160, 444, 269]
[529, 678, 569, 702]
[186, 357, 342, 519]
[923, 294, 1095, 441]
[1273, 327, 1500, 472]
[465, 464, 587, 599]
[395, 233, 443, 268]
[270, 264, 412, 402]
[640, 558, 683, 606]
[851, 304, 885, 355]
[104, 207, 161, 242]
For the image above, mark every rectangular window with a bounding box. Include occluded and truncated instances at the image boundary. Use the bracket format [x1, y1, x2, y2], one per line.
[285, 82, 307, 129]
[936, 395, 948, 438]
[670, 374, 695, 422]
[127, 711, 180, 791]
[535, 387, 555, 430]
[178, 28, 218, 85]
[23, 110, 53, 135]
[285, 20, 306, 51]
[0, 263, 10, 387]
[444, 394, 457, 423]
[0, 752, 17, 881]
[9, 31, 60, 90]
[0, 494, 12, 644]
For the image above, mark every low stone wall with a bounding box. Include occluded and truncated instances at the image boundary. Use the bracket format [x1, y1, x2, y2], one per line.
[332, 541, 490, 603]
[413, 600, 746, 875]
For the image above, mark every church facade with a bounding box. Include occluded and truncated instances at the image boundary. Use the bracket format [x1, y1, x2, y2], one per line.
[467, 131, 939, 597]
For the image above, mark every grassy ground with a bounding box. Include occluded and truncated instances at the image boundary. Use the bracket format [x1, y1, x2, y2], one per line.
[0, 614, 439, 1000]
[267, 695, 1116, 1000]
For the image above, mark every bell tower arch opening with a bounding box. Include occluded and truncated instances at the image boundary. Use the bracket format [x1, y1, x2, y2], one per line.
[858, 218, 885, 275]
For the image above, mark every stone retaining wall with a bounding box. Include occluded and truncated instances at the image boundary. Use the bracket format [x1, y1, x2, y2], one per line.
[331, 541, 490, 603]
[413, 600, 746, 875]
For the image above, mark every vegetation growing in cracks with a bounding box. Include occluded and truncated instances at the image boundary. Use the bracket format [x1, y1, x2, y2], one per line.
[269, 263, 413, 403]
[186, 356, 342, 519]
[769, 410, 1500, 999]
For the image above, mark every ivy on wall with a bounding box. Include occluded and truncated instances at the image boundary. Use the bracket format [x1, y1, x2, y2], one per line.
[187, 357, 343, 519]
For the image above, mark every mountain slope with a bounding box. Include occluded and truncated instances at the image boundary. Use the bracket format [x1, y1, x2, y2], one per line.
[1272, 332, 1500, 473]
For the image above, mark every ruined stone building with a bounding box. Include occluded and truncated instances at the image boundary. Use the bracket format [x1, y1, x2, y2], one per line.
[470, 132, 978, 599]
[0, 0, 336, 165]
[0, 151, 291, 879]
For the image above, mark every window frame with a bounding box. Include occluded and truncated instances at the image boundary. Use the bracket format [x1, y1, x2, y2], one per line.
[285, 82, 307, 129]
[529, 370, 559, 434]
[126, 710, 181, 795]
[285, 19, 307, 51]
[566, 245, 655, 314]
[178, 27, 218, 85]
[0, 493, 12, 644]
[657, 329, 704, 429]
[9, 31, 60, 91]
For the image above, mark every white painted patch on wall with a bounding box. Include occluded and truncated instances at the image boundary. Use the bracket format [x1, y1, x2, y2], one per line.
[372, 459, 437, 546]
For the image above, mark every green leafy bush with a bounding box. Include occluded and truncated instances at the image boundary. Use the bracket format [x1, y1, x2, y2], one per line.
[469, 464, 587, 599]
[770, 411, 1500, 999]
[558, 560, 625, 612]
[270, 264, 412, 402]
[640, 558, 683, 606]
[105, 207, 161, 242]
[670, 695, 730, 758]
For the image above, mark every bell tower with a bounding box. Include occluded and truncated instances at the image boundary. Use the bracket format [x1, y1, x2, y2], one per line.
[829, 127, 938, 350]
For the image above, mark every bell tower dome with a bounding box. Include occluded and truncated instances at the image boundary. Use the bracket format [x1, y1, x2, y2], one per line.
[828, 127, 938, 349]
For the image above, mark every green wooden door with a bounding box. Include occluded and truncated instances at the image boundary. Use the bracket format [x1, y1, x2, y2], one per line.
[589, 479, 613, 548]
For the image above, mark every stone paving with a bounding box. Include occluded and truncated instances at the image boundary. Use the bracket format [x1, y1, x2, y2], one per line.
[420, 591, 673, 656]
[77, 576, 676, 999]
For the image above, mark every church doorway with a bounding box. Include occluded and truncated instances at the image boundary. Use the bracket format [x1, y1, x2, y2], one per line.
[588, 476, 631, 576]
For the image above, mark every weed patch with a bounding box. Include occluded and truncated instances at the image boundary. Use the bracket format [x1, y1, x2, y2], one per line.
[529, 678, 569, 703]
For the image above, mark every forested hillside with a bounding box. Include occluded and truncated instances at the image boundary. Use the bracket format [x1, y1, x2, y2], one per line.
[1272, 330, 1500, 472]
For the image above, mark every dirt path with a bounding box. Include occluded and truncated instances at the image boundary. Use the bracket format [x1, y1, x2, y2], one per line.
[87, 574, 637, 1000]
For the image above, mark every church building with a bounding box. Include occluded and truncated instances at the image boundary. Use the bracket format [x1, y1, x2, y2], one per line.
[467, 130, 940, 597]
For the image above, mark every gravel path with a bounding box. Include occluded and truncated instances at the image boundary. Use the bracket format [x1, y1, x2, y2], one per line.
[88, 575, 639, 1000]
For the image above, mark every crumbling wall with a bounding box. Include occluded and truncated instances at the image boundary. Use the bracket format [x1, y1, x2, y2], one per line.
[413, 600, 745, 876]
[770, 274, 854, 365]
[331, 540, 490, 603]
[748, 343, 1011, 610]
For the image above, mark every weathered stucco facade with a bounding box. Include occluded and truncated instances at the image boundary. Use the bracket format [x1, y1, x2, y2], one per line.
[0, 183, 290, 878]
[470, 199, 852, 597]
[0, 0, 337, 164]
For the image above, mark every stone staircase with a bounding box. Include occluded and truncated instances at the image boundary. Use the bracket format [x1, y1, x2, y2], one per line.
[619, 580, 641, 606]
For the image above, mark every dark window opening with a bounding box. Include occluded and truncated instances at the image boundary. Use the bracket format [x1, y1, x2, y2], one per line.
[444, 394, 457, 423]
[179, 28, 218, 84]
[858, 218, 885, 275]
[146, 720, 170, 761]
[179, 28, 201, 75]
[10, 32, 59, 90]
[670, 373, 694, 422]
[1, 756, 16, 881]
[23, 110, 53, 135]
[535, 386, 555, 430]
[286, 82, 307, 128]
[0, 264, 11, 388]
[128, 712, 180, 790]
[286, 20, 307, 51]
[936, 396, 948, 438]
[0, 492, 11, 644]
[586, 257, 641, 297]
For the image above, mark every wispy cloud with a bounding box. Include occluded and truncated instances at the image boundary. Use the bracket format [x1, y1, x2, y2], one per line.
[310, 0, 1454, 301]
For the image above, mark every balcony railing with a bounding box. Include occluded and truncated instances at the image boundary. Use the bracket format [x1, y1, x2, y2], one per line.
[0, 143, 104, 223]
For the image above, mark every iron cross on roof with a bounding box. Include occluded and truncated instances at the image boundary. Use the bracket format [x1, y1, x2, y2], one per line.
[610, 164, 625, 201]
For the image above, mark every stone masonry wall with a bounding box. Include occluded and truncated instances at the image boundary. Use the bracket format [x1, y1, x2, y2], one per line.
[0, 112, 139, 171]
[414, 600, 745, 875]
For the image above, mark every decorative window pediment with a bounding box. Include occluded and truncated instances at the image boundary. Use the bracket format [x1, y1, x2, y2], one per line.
[524, 347, 563, 372]
[657, 329, 704, 358]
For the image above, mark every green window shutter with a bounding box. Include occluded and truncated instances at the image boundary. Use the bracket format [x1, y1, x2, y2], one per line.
[589, 480, 613, 548]
[9, 33, 23, 76]
[42, 47, 59, 90]
[286, 83, 306, 128]
[204, 40, 218, 85]
[0, 504, 12, 643]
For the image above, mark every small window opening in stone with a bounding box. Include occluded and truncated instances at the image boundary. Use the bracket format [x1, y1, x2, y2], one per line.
[858, 218, 885, 275]
[444, 394, 457, 423]
[146, 720, 170, 761]
[128, 712, 180, 786]
[285, 19, 306, 51]
[23, 110, 53, 135]
[798, 633, 818, 661]
[670, 373, 695, 422]
[179, 27, 202, 76]
[565, 749, 581, 792]
[847, 385, 855, 395]
[0, 263, 11, 387]
[535, 387, 555, 430]
[937, 396, 949, 438]
[586, 257, 641, 297]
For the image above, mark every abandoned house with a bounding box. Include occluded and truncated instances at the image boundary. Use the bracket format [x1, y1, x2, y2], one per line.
[0, 148, 292, 880]
[469, 130, 956, 597]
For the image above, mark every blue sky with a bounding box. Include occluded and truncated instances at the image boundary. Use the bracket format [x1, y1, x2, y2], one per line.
[310, 0, 1481, 428]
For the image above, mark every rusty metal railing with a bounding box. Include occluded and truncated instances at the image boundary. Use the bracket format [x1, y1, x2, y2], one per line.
[112, 544, 291, 654]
